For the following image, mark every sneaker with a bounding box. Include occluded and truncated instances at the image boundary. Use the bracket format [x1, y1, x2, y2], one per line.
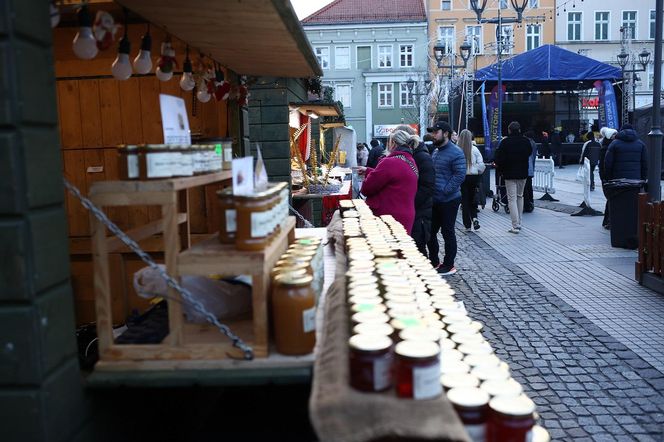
[473, 219, 480, 230]
[432, 263, 442, 270]
[508, 228, 520, 234]
[438, 265, 457, 275]
[465, 227, 472, 232]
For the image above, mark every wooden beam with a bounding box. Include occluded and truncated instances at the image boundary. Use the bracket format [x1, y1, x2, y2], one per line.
[105, 213, 187, 253]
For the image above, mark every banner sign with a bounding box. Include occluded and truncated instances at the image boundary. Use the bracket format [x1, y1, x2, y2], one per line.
[481, 82, 490, 158]
[487, 84, 505, 157]
[374, 124, 419, 137]
[593, 80, 619, 129]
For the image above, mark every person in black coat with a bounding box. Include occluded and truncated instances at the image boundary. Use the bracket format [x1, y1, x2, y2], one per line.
[598, 127, 618, 229]
[604, 124, 648, 181]
[551, 128, 563, 169]
[366, 138, 385, 169]
[395, 125, 435, 255]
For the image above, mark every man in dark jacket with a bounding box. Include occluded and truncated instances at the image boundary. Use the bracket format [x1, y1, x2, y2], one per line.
[366, 138, 384, 169]
[604, 124, 648, 181]
[598, 127, 618, 228]
[396, 125, 435, 256]
[495, 121, 532, 233]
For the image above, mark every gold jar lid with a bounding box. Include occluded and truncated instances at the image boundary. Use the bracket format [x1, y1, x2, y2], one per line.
[352, 310, 390, 325]
[458, 342, 494, 357]
[441, 373, 481, 391]
[342, 210, 360, 218]
[446, 387, 490, 408]
[464, 353, 502, 369]
[471, 365, 511, 383]
[271, 264, 309, 278]
[439, 338, 457, 351]
[339, 200, 355, 209]
[489, 394, 536, 418]
[451, 332, 485, 346]
[395, 339, 440, 359]
[294, 237, 322, 246]
[350, 302, 387, 314]
[447, 321, 484, 335]
[442, 312, 472, 326]
[481, 378, 523, 398]
[442, 348, 464, 362]
[384, 293, 416, 303]
[349, 333, 392, 352]
[274, 272, 313, 287]
[388, 307, 421, 319]
[531, 425, 550, 442]
[399, 326, 442, 343]
[389, 316, 422, 331]
[440, 358, 471, 375]
[353, 321, 395, 337]
[429, 287, 456, 296]
[348, 294, 383, 305]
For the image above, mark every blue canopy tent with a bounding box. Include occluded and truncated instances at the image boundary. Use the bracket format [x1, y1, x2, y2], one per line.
[474, 44, 622, 91]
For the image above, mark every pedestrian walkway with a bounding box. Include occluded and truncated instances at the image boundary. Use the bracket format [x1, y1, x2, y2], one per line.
[435, 179, 664, 440]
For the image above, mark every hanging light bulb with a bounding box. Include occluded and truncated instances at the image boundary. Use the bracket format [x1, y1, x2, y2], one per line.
[133, 25, 152, 75]
[197, 80, 211, 103]
[72, 5, 98, 60]
[180, 46, 195, 91]
[111, 36, 132, 80]
[155, 40, 176, 81]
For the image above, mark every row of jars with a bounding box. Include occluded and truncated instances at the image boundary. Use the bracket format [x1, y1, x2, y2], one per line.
[269, 237, 324, 356]
[217, 182, 289, 251]
[341, 204, 549, 442]
[118, 141, 233, 180]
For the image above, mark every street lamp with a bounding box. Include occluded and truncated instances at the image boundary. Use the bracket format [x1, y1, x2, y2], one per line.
[432, 40, 472, 130]
[406, 77, 432, 136]
[616, 45, 651, 125]
[647, 0, 662, 201]
[469, 0, 529, 144]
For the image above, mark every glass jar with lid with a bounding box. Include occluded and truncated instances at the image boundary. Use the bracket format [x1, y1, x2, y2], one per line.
[234, 186, 275, 251]
[488, 394, 536, 442]
[394, 340, 442, 400]
[447, 387, 490, 442]
[272, 272, 316, 355]
[117, 145, 139, 180]
[216, 188, 236, 244]
[348, 333, 394, 392]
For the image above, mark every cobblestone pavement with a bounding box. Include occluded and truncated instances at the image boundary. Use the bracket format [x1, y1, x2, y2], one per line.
[443, 231, 664, 441]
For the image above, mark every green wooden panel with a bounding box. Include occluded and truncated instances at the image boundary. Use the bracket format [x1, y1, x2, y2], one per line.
[35, 284, 77, 375]
[0, 219, 29, 300]
[0, 133, 21, 213]
[0, 306, 40, 385]
[42, 358, 89, 442]
[0, 43, 12, 126]
[0, 389, 43, 441]
[29, 208, 70, 293]
[22, 127, 64, 209]
[15, 40, 57, 125]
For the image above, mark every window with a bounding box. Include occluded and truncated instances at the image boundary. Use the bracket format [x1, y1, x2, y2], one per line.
[523, 93, 538, 103]
[378, 83, 393, 107]
[651, 10, 657, 39]
[529, 0, 538, 7]
[438, 26, 456, 55]
[466, 26, 482, 54]
[400, 83, 414, 107]
[622, 11, 637, 40]
[378, 45, 392, 68]
[568, 12, 582, 41]
[595, 12, 610, 41]
[335, 46, 350, 70]
[526, 24, 541, 51]
[335, 84, 351, 108]
[399, 45, 414, 68]
[498, 25, 513, 54]
[441, 0, 451, 10]
[314, 47, 329, 70]
[357, 46, 371, 69]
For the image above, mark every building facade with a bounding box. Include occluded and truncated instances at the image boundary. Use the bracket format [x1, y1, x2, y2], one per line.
[302, 0, 429, 142]
[555, 0, 663, 119]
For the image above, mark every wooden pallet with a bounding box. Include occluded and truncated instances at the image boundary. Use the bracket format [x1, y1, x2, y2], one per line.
[89, 173, 295, 369]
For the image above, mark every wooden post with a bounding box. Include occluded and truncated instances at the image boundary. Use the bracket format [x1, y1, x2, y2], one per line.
[654, 202, 661, 276]
[91, 213, 113, 354]
[637, 193, 648, 280]
[163, 196, 183, 346]
[178, 189, 191, 250]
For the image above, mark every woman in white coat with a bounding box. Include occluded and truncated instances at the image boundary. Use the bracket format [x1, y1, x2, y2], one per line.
[458, 129, 486, 231]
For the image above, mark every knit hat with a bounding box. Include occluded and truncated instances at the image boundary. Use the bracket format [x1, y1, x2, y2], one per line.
[600, 127, 617, 139]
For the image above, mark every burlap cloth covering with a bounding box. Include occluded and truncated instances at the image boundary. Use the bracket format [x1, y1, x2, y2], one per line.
[309, 212, 470, 442]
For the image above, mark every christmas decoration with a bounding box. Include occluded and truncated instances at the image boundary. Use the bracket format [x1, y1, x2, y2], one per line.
[237, 77, 249, 107]
[155, 39, 177, 81]
[93, 10, 120, 51]
[212, 64, 231, 101]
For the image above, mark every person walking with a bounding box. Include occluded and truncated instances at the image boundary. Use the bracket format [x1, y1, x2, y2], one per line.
[551, 128, 564, 169]
[395, 125, 435, 256]
[579, 133, 601, 191]
[356, 142, 369, 167]
[458, 129, 485, 231]
[426, 121, 466, 275]
[604, 123, 648, 181]
[598, 127, 618, 229]
[494, 121, 532, 234]
[359, 130, 419, 233]
[366, 138, 385, 169]
[523, 130, 538, 212]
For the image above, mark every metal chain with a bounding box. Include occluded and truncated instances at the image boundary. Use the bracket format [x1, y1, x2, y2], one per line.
[288, 203, 315, 228]
[63, 179, 254, 360]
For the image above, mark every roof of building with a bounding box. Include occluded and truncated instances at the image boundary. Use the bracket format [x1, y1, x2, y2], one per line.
[302, 0, 427, 25]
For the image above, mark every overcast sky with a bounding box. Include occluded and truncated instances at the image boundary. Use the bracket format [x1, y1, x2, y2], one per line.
[290, 0, 335, 19]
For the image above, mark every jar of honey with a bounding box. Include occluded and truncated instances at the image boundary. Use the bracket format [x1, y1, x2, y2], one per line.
[117, 145, 139, 179]
[272, 272, 316, 355]
[488, 395, 536, 442]
[394, 340, 442, 400]
[139, 144, 174, 179]
[217, 188, 236, 244]
[348, 333, 393, 392]
[235, 188, 273, 251]
[447, 387, 490, 442]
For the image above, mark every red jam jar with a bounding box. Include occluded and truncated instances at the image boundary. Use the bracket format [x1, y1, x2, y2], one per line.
[348, 333, 393, 392]
[488, 394, 536, 442]
[394, 340, 442, 400]
[447, 387, 490, 442]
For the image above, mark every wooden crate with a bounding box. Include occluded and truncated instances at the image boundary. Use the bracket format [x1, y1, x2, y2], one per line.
[89, 172, 298, 370]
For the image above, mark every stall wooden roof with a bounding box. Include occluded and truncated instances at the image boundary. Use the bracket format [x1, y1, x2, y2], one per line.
[114, 0, 322, 78]
[290, 102, 342, 118]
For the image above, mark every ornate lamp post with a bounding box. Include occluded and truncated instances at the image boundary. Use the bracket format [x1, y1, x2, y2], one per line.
[647, 0, 663, 201]
[432, 39, 472, 130]
[617, 46, 651, 125]
[406, 77, 432, 136]
[469, 0, 529, 140]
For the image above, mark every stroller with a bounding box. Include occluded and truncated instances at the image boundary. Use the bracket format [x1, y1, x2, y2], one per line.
[492, 172, 510, 213]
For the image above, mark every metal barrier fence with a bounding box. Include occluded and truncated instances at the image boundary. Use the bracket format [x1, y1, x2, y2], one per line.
[533, 158, 558, 201]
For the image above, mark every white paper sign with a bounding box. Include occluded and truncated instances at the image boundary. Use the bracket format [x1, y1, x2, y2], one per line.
[232, 157, 254, 196]
[159, 94, 191, 145]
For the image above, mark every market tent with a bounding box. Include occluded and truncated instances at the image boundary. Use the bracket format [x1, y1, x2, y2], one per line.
[474, 45, 622, 91]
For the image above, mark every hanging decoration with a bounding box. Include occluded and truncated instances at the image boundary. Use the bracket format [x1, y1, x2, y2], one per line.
[93, 10, 120, 51]
[50, 1, 60, 28]
[72, 5, 98, 60]
[133, 25, 153, 75]
[237, 76, 250, 107]
[156, 38, 177, 81]
[213, 63, 231, 101]
[180, 46, 196, 91]
[195, 54, 213, 103]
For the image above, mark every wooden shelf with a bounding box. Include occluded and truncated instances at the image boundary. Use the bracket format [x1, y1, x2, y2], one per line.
[178, 217, 296, 276]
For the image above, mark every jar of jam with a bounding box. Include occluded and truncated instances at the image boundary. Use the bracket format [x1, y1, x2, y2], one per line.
[441, 373, 480, 391]
[140, 144, 174, 179]
[481, 378, 524, 399]
[272, 272, 316, 355]
[117, 145, 139, 179]
[348, 333, 393, 392]
[235, 188, 273, 251]
[216, 188, 236, 244]
[220, 138, 233, 170]
[394, 340, 442, 400]
[447, 387, 490, 442]
[488, 395, 536, 442]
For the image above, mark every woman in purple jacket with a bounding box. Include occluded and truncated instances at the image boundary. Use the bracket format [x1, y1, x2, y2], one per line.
[359, 130, 419, 233]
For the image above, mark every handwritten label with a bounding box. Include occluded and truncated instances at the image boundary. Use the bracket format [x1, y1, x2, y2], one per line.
[86, 166, 103, 173]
